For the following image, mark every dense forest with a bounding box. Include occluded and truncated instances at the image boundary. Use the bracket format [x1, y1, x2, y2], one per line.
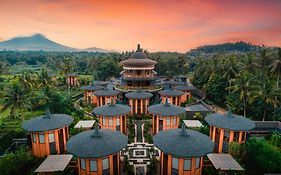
[0, 50, 191, 79]
[188, 41, 262, 57]
[192, 48, 281, 121]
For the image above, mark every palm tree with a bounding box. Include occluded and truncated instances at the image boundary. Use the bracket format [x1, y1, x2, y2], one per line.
[60, 57, 76, 76]
[249, 78, 280, 121]
[17, 72, 37, 92]
[270, 48, 281, 119]
[270, 48, 281, 91]
[1, 83, 31, 119]
[37, 69, 53, 88]
[239, 54, 259, 74]
[227, 72, 256, 117]
[222, 55, 238, 79]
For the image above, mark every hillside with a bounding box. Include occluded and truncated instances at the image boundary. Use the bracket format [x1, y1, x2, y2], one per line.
[187, 41, 261, 57]
[0, 34, 111, 52]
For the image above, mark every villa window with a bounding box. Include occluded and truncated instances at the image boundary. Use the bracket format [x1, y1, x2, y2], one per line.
[48, 132, 55, 143]
[184, 159, 191, 171]
[195, 157, 201, 169]
[39, 133, 45, 144]
[234, 132, 239, 141]
[80, 159, 86, 170]
[90, 160, 97, 172]
[109, 118, 113, 127]
[167, 98, 171, 104]
[172, 157, 179, 170]
[102, 158, 109, 170]
[107, 98, 111, 104]
[173, 117, 177, 125]
[103, 117, 106, 126]
[166, 117, 171, 126]
[32, 133, 36, 143]
[116, 118, 120, 131]
[116, 118, 120, 126]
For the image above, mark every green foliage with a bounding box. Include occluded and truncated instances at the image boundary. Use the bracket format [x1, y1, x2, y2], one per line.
[192, 49, 281, 121]
[127, 118, 135, 143]
[95, 57, 121, 80]
[245, 138, 281, 174]
[203, 74, 228, 105]
[144, 121, 153, 143]
[188, 41, 259, 57]
[0, 130, 26, 154]
[0, 147, 43, 175]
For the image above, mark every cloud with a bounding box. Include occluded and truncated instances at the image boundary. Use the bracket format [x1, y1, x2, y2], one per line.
[0, 0, 281, 51]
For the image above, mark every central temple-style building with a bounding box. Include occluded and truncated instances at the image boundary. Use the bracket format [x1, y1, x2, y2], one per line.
[117, 44, 160, 92]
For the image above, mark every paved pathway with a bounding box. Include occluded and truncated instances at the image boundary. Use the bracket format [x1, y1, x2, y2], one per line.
[122, 120, 160, 175]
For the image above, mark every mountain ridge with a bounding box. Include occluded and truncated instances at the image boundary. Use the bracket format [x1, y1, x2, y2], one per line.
[0, 34, 111, 52]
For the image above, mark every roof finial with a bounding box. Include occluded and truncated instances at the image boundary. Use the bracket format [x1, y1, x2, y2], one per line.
[226, 106, 233, 117]
[137, 44, 141, 51]
[44, 108, 51, 118]
[180, 121, 188, 136]
[92, 121, 101, 137]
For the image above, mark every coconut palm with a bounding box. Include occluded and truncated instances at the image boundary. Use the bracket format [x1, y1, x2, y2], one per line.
[270, 48, 281, 119]
[17, 72, 37, 92]
[249, 78, 280, 121]
[1, 83, 31, 119]
[227, 72, 256, 117]
[239, 54, 259, 74]
[37, 69, 53, 88]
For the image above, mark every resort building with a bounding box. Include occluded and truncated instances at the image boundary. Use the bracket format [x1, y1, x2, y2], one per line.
[205, 111, 255, 153]
[66, 126, 127, 175]
[125, 91, 153, 115]
[93, 89, 119, 106]
[148, 100, 186, 134]
[80, 85, 104, 104]
[92, 81, 109, 88]
[173, 85, 196, 102]
[117, 44, 159, 92]
[158, 89, 184, 106]
[166, 80, 186, 89]
[21, 109, 73, 157]
[93, 102, 131, 134]
[153, 125, 214, 175]
[66, 73, 79, 86]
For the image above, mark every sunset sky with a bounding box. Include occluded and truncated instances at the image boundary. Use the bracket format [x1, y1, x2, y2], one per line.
[1, 0, 281, 52]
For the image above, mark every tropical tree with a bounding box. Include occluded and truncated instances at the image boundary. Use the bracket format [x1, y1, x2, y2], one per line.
[270, 48, 281, 119]
[227, 72, 256, 117]
[1, 83, 31, 119]
[249, 78, 279, 121]
[239, 54, 259, 74]
[17, 72, 37, 92]
[37, 69, 53, 88]
[59, 57, 77, 75]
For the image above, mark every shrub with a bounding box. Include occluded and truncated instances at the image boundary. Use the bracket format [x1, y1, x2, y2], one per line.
[0, 147, 43, 175]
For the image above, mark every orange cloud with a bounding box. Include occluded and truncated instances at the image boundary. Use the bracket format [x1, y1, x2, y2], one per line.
[0, 0, 281, 52]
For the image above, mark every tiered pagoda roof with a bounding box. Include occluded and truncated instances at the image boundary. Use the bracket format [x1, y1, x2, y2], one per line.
[120, 44, 157, 67]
